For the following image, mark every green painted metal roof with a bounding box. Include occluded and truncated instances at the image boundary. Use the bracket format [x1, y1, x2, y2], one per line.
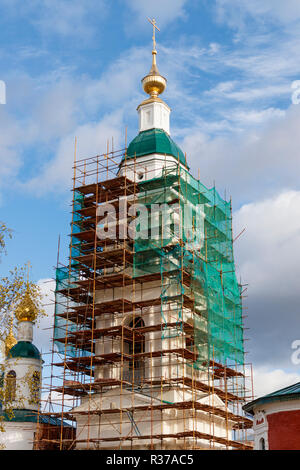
[243, 382, 300, 415]
[0, 409, 72, 426]
[125, 129, 188, 168]
[8, 341, 41, 360]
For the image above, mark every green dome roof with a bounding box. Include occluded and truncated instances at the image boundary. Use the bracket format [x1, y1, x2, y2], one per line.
[125, 129, 189, 168]
[8, 341, 41, 360]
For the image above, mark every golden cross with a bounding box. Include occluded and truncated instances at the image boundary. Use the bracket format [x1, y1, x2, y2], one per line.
[148, 17, 160, 51]
[9, 311, 14, 330]
[26, 261, 31, 283]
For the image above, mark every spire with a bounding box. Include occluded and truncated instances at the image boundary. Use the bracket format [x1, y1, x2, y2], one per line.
[141, 18, 167, 99]
[148, 17, 160, 75]
[4, 314, 17, 357]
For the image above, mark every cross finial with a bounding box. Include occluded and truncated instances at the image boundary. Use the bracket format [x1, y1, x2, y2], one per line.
[26, 261, 31, 284]
[9, 310, 14, 330]
[148, 17, 160, 52]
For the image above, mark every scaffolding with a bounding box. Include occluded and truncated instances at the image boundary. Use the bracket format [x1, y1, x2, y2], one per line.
[38, 144, 253, 450]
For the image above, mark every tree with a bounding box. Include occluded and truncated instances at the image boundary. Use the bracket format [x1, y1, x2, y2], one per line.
[0, 222, 46, 443]
[0, 265, 45, 342]
[0, 222, 12, 258]
[0, 222, 45, 338]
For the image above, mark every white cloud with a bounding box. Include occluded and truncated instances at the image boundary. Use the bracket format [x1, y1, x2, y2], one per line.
[34, 278, 55, 355]
[150, 37, 300, 138]
[41, 390, 74, 413]
[216, 0, 300, 27]
[0, 0, 108, 39]
[0, 74, 82, 196]
[23, 110, 124, 195]
[205, 82, 291, 103]
[232, 191, 300, 369]
[84, 46, 148, 111]
[31, 79, 81, 142]
[0, 109, 24, 188]
[126, 0, 187, 27]
[234, 190, 300, 297]
[222, 107, 285, 126]
[35, 0, 106, 37]
[2, 32, 300, 199]
[253, 367, 300, 397]
[0, 44, 152, 197]
[182, 104, 300, 201]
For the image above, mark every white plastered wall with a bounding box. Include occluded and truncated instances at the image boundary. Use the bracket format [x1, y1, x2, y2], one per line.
[138, 100, 170, 135]
[93, 279, 207, 384]
[73, 389, 232, 450]
[118, 153, 186, 183]
[0, 422, 36, 450]
[4, 356, 42, 412]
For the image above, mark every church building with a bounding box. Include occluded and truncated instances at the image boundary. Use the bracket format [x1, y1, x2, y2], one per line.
[0, 287, 73, 450]
[243, 382, 300, 450]
[0, 288, 43, 450]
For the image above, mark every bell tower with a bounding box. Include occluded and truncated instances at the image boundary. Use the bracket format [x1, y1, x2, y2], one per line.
[50, 18, 251, 451]
[3, 286, 42, 413]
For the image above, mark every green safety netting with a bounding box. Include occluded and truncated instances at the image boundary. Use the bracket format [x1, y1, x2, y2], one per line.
[133, 166, 244, 366]
[54, 167, 244, 367]
[54, 191, 92, 358]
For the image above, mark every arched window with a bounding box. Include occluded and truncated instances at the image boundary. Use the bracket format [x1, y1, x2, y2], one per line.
[184, 320, 200, 367]
[259, 437, 266, 450]
[5, 370, 16, 403]
[184, 321, 195, 352]
[124, 316, 145, 385]
[30, 371, 40, 404]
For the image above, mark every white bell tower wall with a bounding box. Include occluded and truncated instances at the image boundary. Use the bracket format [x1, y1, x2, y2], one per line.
[138, 100, 170, 135]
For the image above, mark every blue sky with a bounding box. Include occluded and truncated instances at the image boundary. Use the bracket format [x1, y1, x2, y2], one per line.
[1, 0, 300, 395]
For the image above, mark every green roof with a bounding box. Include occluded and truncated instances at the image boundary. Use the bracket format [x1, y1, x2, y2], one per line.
[125, 128, 188, 168]
[0, 409, 72, 426]
[8, 341, 41, 360]
[243, 382, 300, 415]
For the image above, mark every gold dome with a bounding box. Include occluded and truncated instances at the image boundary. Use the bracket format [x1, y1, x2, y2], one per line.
[142, 51, 167, 98]
[5, 317, 17, 356]
[15, 286, 38, 323]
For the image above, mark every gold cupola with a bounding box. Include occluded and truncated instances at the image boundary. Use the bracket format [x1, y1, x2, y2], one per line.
[4, 316, 17, 356]
[15, 285, 38, 323]
[141, 18, 167, 99]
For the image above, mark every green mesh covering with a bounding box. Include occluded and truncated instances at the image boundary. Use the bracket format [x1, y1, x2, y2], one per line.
[54, 191, 92, 358]
[133, 165, 244, 366]
[54, 266, 79, 357]
[54, 167, 244, 368]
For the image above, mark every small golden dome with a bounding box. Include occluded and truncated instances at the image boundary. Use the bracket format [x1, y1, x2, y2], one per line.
[5, 318, 17, 356]
[142, 50, 167, 98]
[15, 286, 38, 323]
